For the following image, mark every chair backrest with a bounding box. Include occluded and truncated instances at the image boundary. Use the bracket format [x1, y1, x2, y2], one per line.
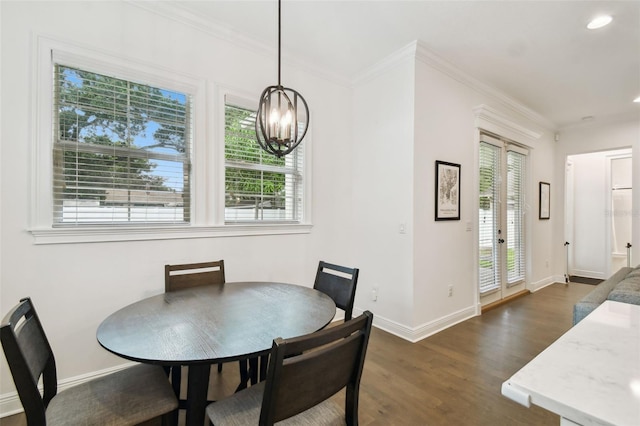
[313, 261, 359, 321]
[164, 260, 226, 292]
[1, 297, 57, 425]
[259, 310, 373, 426]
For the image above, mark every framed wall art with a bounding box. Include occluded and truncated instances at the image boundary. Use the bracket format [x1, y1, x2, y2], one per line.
[539, 181, 550, 220]
[435, 160, 461, 221]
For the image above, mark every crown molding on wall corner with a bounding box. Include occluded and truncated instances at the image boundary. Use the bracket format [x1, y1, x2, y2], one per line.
[125, 0, 351, 88]
[351, 39, 556, 132]
[414, 40, 556, 132]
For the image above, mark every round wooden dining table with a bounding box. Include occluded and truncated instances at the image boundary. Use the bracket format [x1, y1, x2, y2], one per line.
[97, 281, 336, 426]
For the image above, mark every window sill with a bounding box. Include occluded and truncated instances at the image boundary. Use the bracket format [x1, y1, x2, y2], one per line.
[29, 223, 312, 245]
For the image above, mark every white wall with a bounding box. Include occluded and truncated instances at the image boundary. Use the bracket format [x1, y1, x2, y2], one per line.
[412, 45, 557, 327]
[351, 48, 417, 331]
[413, 53, 480, 329]
[554, 118, 640, 272]
[0, 1, 353, 404]
[351, 41, 557, 341]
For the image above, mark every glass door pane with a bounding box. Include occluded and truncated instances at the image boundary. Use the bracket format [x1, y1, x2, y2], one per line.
[506, 149, 526, 285]
[479, 141, 501, 294]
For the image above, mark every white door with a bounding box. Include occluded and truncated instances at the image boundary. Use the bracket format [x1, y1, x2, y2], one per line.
[478, 135, 527, 306]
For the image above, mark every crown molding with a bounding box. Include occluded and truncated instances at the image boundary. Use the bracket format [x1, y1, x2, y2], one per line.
[125, 0, 351, 88]
[414, 40, 556, 131]
[352, 39, 556, 132]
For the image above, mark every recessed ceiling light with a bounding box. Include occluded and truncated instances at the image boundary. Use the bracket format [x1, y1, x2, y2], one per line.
[587, 15, 613, 29]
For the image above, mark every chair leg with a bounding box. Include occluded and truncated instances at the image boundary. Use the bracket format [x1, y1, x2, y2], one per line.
[171, 366, 182, 399]
[161, 409, 179, 426]
[345, 385, 359, 426]
[236, 359, 249, 392]
[249, 357, 259, 385]
[259, 355, 268, 382]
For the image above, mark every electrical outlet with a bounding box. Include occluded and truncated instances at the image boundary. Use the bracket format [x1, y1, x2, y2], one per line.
[372, 287, 378, 301]
[448, 285, 453, 297]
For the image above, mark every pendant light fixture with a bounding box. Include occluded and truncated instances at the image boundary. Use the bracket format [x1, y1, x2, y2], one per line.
[256, 0, 309, 158]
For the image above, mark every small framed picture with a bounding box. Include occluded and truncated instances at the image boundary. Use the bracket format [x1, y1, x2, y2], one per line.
[539, 182, 550, 220]
[435, 161, 461, 221]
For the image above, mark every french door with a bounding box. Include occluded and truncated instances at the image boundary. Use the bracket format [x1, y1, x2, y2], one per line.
[478, 135, 527, 306]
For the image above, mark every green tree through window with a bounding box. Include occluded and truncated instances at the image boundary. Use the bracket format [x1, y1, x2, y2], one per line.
[224, 103, 303, 222]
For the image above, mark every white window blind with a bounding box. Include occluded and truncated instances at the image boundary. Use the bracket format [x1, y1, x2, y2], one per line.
[479, 141, 501, 294]
[224, 99, 304, 223]
[53, 65, 191, 225]
[506, 147, 526, 286]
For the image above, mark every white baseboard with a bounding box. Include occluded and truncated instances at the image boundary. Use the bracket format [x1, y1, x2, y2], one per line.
[571, 269, 606, 280]
[528, 275, 564, 292]
[1, 362, 134, 418]
[353, 305, 477, 343]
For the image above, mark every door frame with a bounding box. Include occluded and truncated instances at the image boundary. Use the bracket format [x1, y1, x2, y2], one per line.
[478, 134, 529, 307]
[473, 105, 541, 315]
[564, 149, 632, 280]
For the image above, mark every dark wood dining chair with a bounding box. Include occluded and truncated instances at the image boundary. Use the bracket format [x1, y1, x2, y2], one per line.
[165, 260, 226, 399]
[206, 310, 374, 426]
[314, 260, 360, 321]
[237, 261, 360, 392]
[1, 297, 178, 426]
[243, 260, 360, 389]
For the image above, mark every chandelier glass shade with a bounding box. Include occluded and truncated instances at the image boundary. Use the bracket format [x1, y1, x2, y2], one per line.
[255, 0, 309, 158]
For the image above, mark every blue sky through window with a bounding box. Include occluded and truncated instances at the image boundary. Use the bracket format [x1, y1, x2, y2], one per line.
[59, 66, 189, 192]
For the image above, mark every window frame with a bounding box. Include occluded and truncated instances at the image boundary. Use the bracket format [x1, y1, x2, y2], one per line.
[29, 36, 311, 244]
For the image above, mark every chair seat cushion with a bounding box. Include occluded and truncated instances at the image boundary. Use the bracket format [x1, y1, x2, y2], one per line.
[46, 364, 178, 426]
[206, 382, 345, 425]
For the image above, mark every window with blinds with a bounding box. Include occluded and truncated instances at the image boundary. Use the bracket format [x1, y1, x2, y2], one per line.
[53, 65, 191, 225]
[224, 100, 304, 223]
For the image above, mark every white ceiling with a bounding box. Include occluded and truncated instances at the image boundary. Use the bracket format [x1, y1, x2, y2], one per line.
[170, 0, 640, 129]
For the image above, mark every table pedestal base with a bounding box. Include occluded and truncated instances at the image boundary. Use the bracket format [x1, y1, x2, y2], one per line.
[186, 364, 211, 426]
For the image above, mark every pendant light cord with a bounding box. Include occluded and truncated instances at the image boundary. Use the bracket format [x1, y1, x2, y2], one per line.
[277, 0, 282, 86]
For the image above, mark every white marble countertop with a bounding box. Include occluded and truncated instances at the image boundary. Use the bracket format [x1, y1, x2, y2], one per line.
[502, 300, 640, 426]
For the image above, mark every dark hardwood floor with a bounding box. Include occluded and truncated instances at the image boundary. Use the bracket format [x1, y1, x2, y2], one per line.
[356, 282, 593, 425]
[0, 282, 593, 426]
